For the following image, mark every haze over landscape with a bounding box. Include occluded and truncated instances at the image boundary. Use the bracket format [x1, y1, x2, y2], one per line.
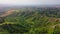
[0, 0, 60, 5]
[0, 0, 60, 34]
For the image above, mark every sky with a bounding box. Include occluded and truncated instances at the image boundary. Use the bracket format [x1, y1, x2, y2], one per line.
[0, 0, 60, 5]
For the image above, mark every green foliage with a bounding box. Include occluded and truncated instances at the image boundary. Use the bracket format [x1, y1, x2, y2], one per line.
[0, 7, 60, 34]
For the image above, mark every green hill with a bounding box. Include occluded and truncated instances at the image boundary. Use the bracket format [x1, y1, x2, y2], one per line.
[0, 7, 60, 34]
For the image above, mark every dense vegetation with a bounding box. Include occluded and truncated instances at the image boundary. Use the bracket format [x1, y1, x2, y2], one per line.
[0, 7, 60, 34]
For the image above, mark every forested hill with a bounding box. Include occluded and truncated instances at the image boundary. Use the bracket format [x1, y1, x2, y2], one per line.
[0, 7, 60, 34]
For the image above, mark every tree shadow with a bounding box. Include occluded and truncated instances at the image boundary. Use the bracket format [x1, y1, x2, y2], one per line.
[0, 17, 5, 23]
[0, 24, 31, 34]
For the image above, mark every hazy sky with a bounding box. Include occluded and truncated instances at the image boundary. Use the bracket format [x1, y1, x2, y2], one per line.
[0, 0, 60, 5]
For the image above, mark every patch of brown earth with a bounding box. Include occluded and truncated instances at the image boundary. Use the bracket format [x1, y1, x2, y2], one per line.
[1, 10, 14, 17]
[49, 18, 60, 22]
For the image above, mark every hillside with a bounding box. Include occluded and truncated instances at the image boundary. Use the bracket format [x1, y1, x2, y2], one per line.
[0, 7, 60, 34]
